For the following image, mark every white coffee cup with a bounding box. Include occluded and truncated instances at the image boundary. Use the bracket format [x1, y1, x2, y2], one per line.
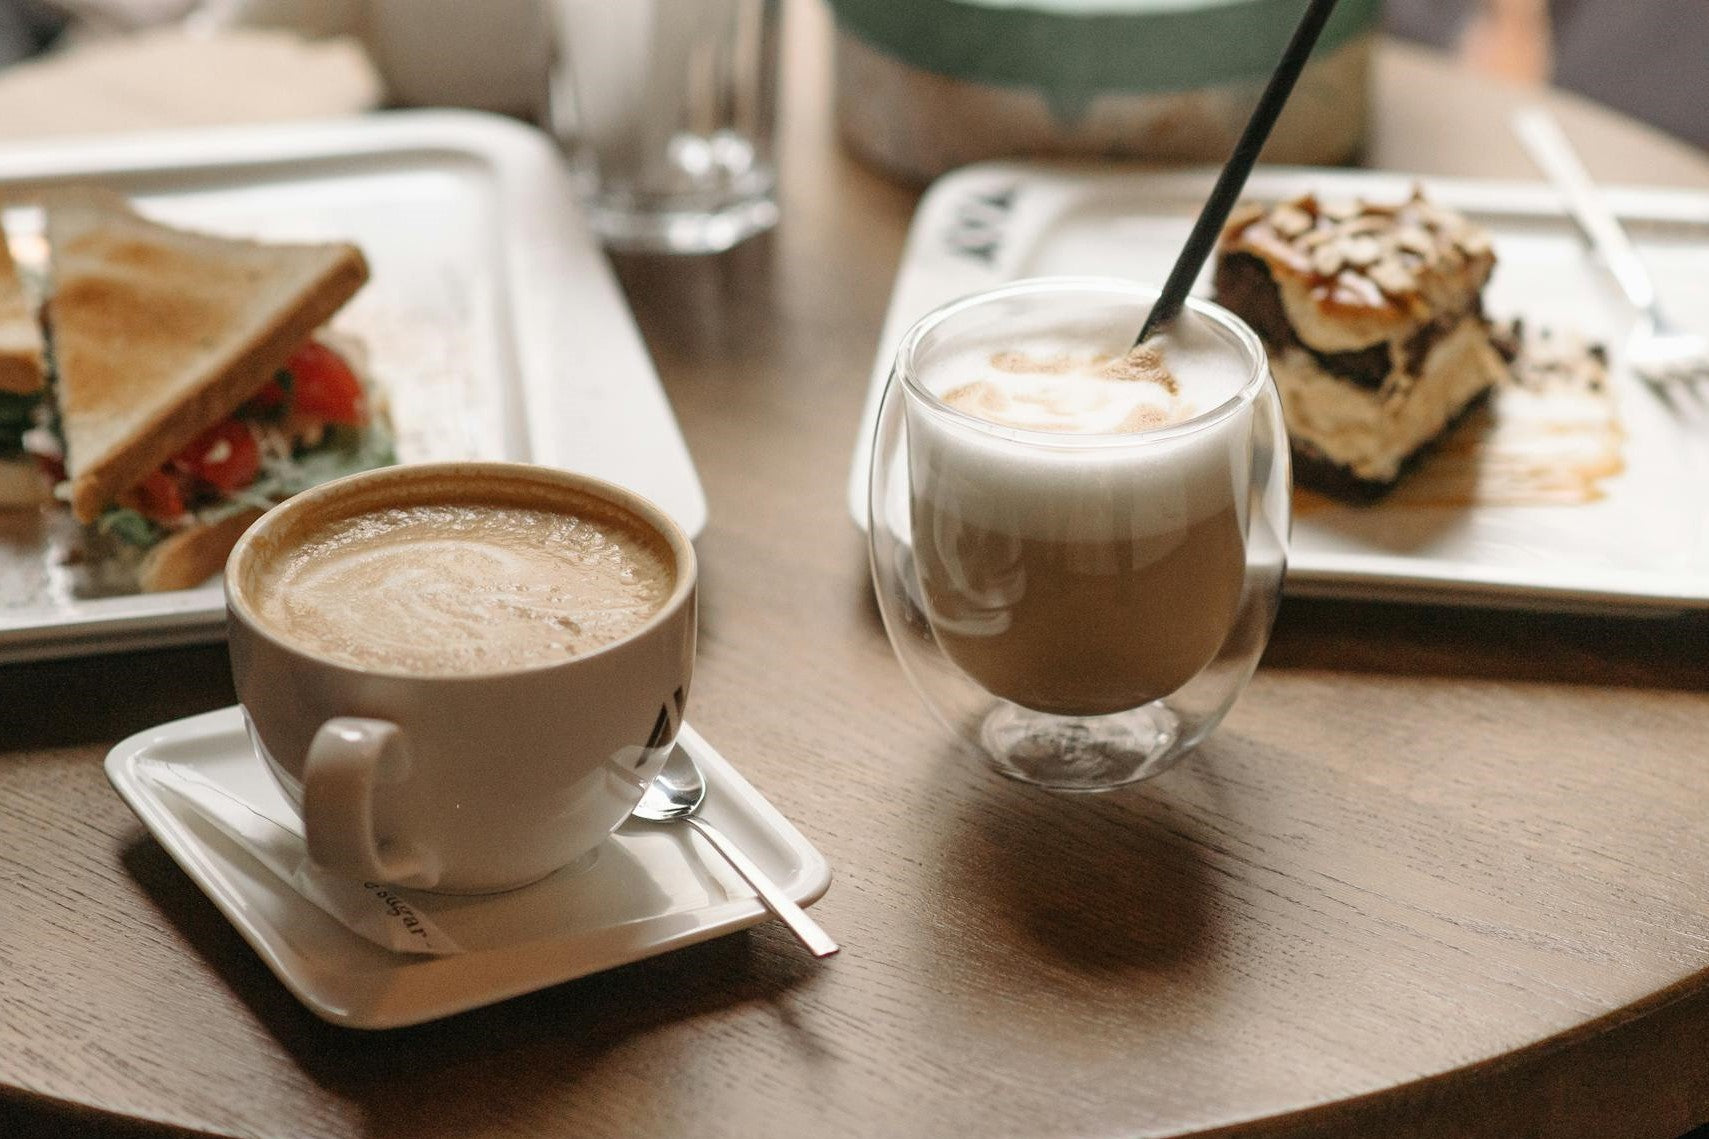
[225, 462, 697, 894]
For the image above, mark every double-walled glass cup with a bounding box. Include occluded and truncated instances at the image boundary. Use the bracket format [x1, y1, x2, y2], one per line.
[868, 278, 1290, 791]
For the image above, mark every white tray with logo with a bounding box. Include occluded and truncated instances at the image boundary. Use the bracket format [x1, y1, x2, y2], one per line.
[848, 162, 1709, 614]
[0, 110, 706, 662]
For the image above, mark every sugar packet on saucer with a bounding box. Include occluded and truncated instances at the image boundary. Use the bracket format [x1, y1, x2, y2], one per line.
[137, 759, 462, 956]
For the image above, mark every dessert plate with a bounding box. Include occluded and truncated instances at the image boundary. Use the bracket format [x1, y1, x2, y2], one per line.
[849, 162, 1709, 614]
[0, 110, 707, 663]
[106, 707, 831, 1030]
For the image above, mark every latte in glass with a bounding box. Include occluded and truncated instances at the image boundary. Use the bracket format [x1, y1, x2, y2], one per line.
[906, 304, 1254, 717]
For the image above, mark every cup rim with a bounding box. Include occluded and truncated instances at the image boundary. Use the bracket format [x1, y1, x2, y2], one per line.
[894, 275, 1270, 448]
[225, 461, 697, 684]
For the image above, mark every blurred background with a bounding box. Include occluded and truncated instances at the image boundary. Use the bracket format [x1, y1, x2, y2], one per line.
[0, 1, 1701, 150]
[1385, 0, 1706, 149]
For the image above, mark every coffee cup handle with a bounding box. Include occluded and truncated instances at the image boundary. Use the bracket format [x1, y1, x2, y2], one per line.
[303, 717, 441, 889]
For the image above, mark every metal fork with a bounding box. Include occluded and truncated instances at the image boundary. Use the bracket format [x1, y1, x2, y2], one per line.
[1511, 107, 1709, 390]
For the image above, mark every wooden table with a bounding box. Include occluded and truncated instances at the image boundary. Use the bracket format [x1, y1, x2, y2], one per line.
[4, 7, 1709, 1137]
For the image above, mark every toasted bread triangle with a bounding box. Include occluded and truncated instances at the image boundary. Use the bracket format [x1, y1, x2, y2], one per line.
[0, 224, 44, 396]
[47, 191, 368, 522]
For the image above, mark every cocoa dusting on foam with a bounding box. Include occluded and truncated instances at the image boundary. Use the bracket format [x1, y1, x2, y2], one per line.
[931, 309, 1249, 436]
[989, 347, 1180, 394]
[1095, 344, 1179, 394]
[947, 346, 1187, 434]
[1114, 405, 1171, 432]
[991, 349, 1077, 375]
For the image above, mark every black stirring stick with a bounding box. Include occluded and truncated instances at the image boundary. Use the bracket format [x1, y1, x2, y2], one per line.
[1136, 0, 1342, 345]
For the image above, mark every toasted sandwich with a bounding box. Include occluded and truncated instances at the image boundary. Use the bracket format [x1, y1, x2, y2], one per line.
[44, 191, 393, 592]
[0, 227, 49, 506]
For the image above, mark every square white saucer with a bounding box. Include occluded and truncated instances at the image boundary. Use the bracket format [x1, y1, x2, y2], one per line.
[106, 707, 833, 1029]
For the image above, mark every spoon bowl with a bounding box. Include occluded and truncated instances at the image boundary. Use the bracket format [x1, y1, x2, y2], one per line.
[634, 747, 710, 822]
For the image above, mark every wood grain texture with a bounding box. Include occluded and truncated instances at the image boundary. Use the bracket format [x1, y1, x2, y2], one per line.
[2, 5, 1709, 1137]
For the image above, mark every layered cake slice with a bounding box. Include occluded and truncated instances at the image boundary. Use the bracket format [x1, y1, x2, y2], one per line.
[1213, 190, 1511, 495]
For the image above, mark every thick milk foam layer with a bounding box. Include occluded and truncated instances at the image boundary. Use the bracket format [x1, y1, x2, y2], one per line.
[253, 503, 673, 675]
[906, 305, 1257, 716]
[909, 308, 1255, 543]
[933, 310, 1249, 437]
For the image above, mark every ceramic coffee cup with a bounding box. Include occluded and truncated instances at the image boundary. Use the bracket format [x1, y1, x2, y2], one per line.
[225, 462, 697, 894]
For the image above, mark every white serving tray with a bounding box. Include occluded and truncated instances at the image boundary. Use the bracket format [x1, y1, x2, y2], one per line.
[0, 110, 706, 662]
[848, 163, 1709, 614]
[107, 708, 830, 1029]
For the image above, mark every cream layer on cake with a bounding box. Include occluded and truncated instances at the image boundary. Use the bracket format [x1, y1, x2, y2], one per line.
[1272, 317, 1508, 484]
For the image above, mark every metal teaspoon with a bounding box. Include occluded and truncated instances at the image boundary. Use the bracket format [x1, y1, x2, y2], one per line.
[633, 746, 840, 957]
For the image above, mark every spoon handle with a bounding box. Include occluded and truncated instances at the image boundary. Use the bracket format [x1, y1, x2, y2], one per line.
[686, 817, 840, 957]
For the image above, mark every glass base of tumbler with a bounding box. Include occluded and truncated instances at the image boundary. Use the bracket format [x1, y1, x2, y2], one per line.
[978, 701, 1184, 792]
[586, 195, 779, 255]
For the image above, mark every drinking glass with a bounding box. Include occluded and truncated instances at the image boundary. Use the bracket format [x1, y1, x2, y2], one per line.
[542, 0, 780, 254]
[867, 278, 1290, 791]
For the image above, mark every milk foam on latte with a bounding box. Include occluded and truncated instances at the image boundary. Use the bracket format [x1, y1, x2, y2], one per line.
[906, 305, 1256, 716]
[253, 502, 673, 675]
[931, 310, 1246, 436]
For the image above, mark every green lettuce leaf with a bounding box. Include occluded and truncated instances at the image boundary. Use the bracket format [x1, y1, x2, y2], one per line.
[96, 508, 165, 549]
[0, 391, 40, 457]
[196, 417, 397, 527]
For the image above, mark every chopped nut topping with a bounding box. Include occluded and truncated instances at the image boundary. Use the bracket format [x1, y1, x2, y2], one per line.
[1368, 257, 1416, 295]
[1311, 243, 1346, 276]
[1226, 188, 1496, 303]
[1342, 235, 1382, 267]
[1340, 215, 1390, 236]
[1394, 226, 1435, 257]
[1415, 202, 1455, 231]
[1270, 204, 1314, 238]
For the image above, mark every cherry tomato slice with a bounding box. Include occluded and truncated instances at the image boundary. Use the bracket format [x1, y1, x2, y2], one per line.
[174, 419, 260, 494]
[283, 341, 365, 426]
[35, 453, 66, 486]
[244, 377, 288, 412]
[135, 469, 186, 522]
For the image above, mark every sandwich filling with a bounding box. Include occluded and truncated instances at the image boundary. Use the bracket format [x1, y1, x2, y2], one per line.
[0, 391, 36, 460]
[0, 232, 49, 503]
[20, 190, 394, 590]
[82, 338, 394, 553]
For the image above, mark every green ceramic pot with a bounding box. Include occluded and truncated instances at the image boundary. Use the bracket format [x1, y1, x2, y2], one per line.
[829, 0, 1380, 181]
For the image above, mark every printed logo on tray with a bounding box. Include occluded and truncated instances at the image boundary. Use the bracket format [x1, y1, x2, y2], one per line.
[944, 184, 1018, 264]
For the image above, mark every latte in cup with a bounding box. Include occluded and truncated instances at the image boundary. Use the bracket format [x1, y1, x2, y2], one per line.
[906, 303, 1255, 717]
[249, 500, 674, 675]
[226, 463, 697, 894]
